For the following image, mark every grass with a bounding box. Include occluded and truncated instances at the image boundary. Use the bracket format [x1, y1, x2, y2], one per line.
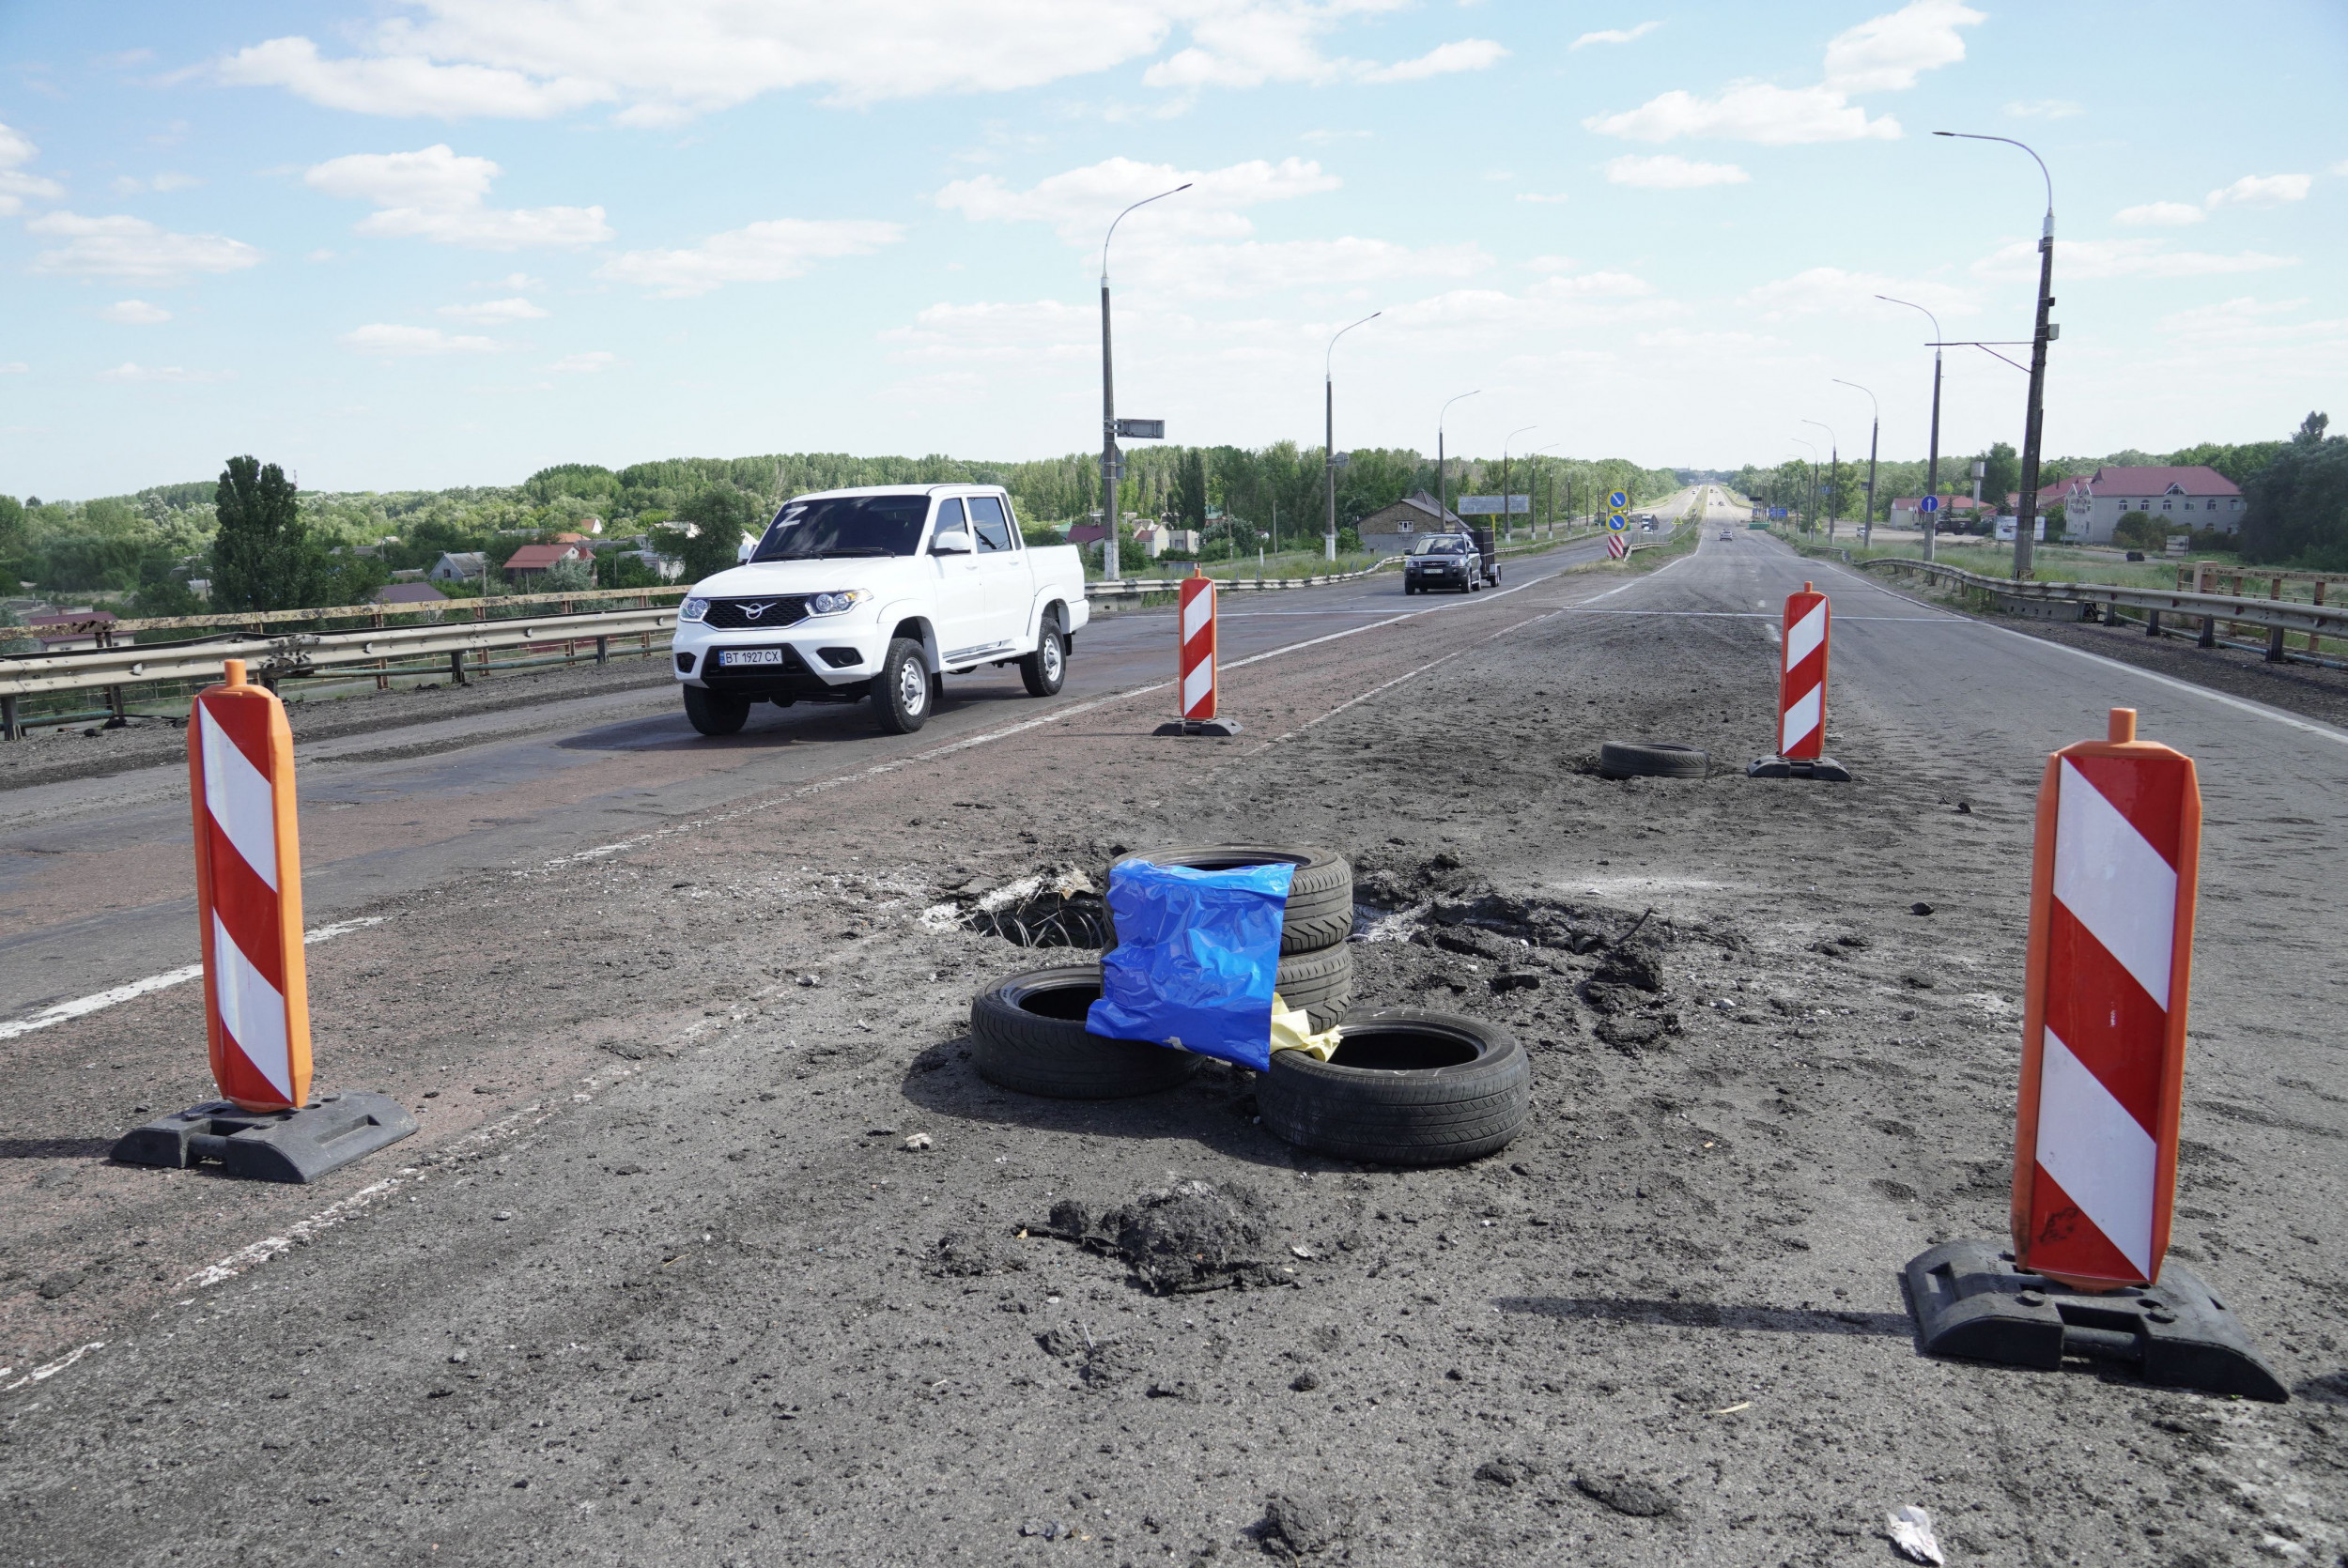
[1764, 529, 2295, 595]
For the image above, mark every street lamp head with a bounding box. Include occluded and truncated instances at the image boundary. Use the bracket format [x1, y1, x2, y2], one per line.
[1101, 183, 1194, 281]
[1326, 311, 1382, 376]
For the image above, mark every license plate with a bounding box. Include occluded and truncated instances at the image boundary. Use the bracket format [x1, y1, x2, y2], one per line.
[718, 649, 783, 666]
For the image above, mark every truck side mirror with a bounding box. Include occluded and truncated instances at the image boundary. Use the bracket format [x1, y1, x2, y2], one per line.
[931, 529, 975, 555]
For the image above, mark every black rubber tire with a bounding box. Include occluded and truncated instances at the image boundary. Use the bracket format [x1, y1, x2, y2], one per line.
[873, 636, 932, 734]
[1274, 943, 1354, 1033]
[1598, 739, 1709, 779]
[1258, 1008, 1530, 1166]
[682, 684, 749, 736]
[1106, 843, 1353, 955]
[968, 963, 1202, 1099]
[1020, 612, 1066, 698]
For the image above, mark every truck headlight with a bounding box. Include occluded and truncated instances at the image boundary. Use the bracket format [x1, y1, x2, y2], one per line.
[808, 590, 871, 616]
[680, 596, 708, 622]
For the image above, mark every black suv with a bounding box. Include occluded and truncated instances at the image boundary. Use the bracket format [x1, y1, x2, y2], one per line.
[1402, 533, 1491, 594]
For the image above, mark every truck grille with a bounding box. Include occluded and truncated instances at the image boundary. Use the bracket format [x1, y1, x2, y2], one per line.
[702, 595, 811, 630]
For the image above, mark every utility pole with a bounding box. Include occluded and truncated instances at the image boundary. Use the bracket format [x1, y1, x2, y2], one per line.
[1939, 131, 2055, 580]
[1323, 313, 1380, 561]
[1501, 426, 1535, 543]
[1098, 182, 1189, 583]
[1832, 379, 1879, 547]
[1877, 295, 1944, 561]
[1436, 389, 1477, 540]
[1802, 420, 1839, 539]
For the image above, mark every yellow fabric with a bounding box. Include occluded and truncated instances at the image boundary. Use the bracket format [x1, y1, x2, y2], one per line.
[1267, 992, 1343, 1060]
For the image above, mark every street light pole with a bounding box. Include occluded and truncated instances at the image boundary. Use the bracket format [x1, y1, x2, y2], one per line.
[1831, 379, 1879, 547]
[1877, 295, 1944, 562]
[1938, 131, 2054, 580]
[1526, 442, 1557, 537]
[1790, 438, 1820, 533]
[1098, 182, 1190, 583]
[1501, 425, 1536, 541]
[1801, 420, 1839, 539]
[1437, 390, 1479, 530]
[1324, 313, 1381, 561]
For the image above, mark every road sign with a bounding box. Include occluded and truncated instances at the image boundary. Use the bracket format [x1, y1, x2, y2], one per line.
[1328, 452, 1352, 469]
[1607, 489, 1630, 510]
[1751, 507, 1763, 520]
[1458, 495, 1530, 515]
[1919, 495, 1940, 514]
[1769, 507, 1788, 520]
[1113, 419, 1165, 439]
[1606, 513, 1628, 531]
[1605, 533, 1630, 560]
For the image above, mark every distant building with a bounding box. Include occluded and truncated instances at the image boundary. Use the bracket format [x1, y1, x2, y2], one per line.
[1066, 523, 1110, 548]
[1358, 491, 1464, 557]
[427, 551, 489, 584]
[2065, 466, 2244, 545]
[373, 581, 448, 607]
[1886, 495, 1993, 530]
[1132, 524, 1201, 559]
[502, 541, 596, 584]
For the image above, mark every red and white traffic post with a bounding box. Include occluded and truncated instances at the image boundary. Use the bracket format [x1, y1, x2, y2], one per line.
[1746, 582, 1849, 780]
[1156, 570, 1241, 736]
[1901, 707, 2284, 1400]
[111, 659, 418, 1183]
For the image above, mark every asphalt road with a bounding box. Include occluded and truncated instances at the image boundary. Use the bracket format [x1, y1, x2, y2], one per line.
[0, 517, 1666, 1023]
[8, 489, 2341, 1566]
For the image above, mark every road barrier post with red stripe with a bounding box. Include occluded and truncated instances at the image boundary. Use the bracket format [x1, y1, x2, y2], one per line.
[1900, 707, 2283, 1400]
[1746, 582, 1849, 781]
[111, 658, 419, 1183]
[1155, 570, 1242, 737]
[2012, 705, 2198, 1289]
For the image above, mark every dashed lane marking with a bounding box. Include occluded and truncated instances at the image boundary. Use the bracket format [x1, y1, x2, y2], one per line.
[0, 917, 386, 1041]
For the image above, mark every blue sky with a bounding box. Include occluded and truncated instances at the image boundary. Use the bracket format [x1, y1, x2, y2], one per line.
[2, 0, 2342, 498]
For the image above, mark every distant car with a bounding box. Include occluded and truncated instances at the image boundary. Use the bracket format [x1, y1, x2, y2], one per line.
[1402, 533, 1491, 594]
[1718, 530, 1732, 541]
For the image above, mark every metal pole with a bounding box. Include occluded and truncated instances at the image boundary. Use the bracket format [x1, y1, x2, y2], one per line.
[1324, 312, 1380, 562]
[1877, 296, 1944, 561]
[1937, 131, 2053, 580]
[1502, 425, 1535, 543]
[1801, 421, 1837, 539]
[1831, 380, 1879, 547]
[1098, 183, 1191, 584]
[1438, 390, 1478, 533]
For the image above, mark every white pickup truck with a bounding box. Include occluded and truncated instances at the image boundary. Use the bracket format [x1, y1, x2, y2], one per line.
[671, 484, 1090, 736]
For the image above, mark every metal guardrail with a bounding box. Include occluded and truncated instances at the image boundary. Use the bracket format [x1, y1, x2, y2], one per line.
[1859, 556, 2347, 664]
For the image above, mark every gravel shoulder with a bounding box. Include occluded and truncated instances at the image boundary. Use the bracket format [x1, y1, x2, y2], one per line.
[4, 543, 2340, 1568]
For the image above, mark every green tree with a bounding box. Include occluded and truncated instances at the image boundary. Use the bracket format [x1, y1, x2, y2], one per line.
[1976, 441, 2019, 507]
[2239, 411, 2347, 568]
[672, 484, 761, 582]
[210, 455, 325, 610]
[0, 494, 27, 553]
[1171, 449, 1209, 530]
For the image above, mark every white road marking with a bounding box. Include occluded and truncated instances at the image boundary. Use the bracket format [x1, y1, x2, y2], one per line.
[0, 1341, 104, 1394]
[0, 917, 385, 1041]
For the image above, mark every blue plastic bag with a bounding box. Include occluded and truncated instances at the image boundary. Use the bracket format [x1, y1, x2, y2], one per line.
[1085, 859, 1294, 1071]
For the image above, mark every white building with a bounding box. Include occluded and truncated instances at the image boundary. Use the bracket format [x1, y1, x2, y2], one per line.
[2069, 466, 2244, 546]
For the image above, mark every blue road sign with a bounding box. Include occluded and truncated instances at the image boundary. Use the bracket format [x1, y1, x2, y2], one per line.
[1918, 495, 1940, 514]
[1769, 507, 1788, 519]
[1606, 513, 1629, 531]
[1607, 489, 1630, 510]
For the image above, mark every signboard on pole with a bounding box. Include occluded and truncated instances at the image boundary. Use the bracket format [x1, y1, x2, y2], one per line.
[1606, 512, 1629, 531]
[1920, 495, 1941, 515]
[1113, 419, 1166, 439]
[1458, 495, 1530, 515]
[1607, 490, 1630, 511]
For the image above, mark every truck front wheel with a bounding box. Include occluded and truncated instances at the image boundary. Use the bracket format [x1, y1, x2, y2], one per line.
[683, 684, 749, 736]
[1020, 613, 1066, 698]
[874, 637, 932, 734]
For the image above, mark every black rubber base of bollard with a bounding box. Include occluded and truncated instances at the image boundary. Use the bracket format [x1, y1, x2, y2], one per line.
[1901, 1237, 2286, 1402]
[1153, 718, 1244, 737]
[112, 1092, 419, 1184]
[1745, 754, 1852, 781]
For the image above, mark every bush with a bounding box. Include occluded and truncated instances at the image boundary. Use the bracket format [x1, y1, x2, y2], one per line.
[2239, 412, 2348, 568]
[2111, 514, 2174, 551]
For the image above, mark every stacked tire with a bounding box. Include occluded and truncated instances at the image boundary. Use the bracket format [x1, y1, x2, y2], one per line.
[965, 842, 1531, 1165]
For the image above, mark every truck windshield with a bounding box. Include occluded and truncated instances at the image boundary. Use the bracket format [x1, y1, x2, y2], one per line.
[751, 495, 931, 561]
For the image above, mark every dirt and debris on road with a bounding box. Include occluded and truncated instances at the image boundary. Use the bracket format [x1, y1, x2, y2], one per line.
[4, 543, 2343, 1566]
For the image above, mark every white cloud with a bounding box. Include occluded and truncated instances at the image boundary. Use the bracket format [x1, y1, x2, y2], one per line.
[99, 300, 173, 324]
[596, 217, 904, 297]
[1604, 154, 1750, 189]
[25, 211, 262, 281]
[109, 172, 202, 195]
[1515, 192, 1569, 205]
[1121, 237, 1493, 300]
[440, 296, 548, 321]
[2116, 201, 2204, 227]
[220, 36, 614, 118]
[1521, 254, 1577, 272]
[96, 362, 232, 384]
[1587, 83, 1898, 146]
[549, 350, 616, 372]
[1357, 39, 1507, 85]
[1587, 0, 1977, 146]
[1571, 22, 1661, 49]
[2156, 297, 2310, 338]
[1738, 266, 1975, 321]
[339, 323, 507, 356]
[2334, 161, 2348, 177]
[936, 156, 1340, 246]
[2205, 173, 2310, 208]
[0, 361, 28, 374]
[1821, 1, 1982, 92]
[2002, 99, 2081, 119]
[0, 120, 66, 216]
[1972, 237, 2295, 282]
[304, 145, 610, 249]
